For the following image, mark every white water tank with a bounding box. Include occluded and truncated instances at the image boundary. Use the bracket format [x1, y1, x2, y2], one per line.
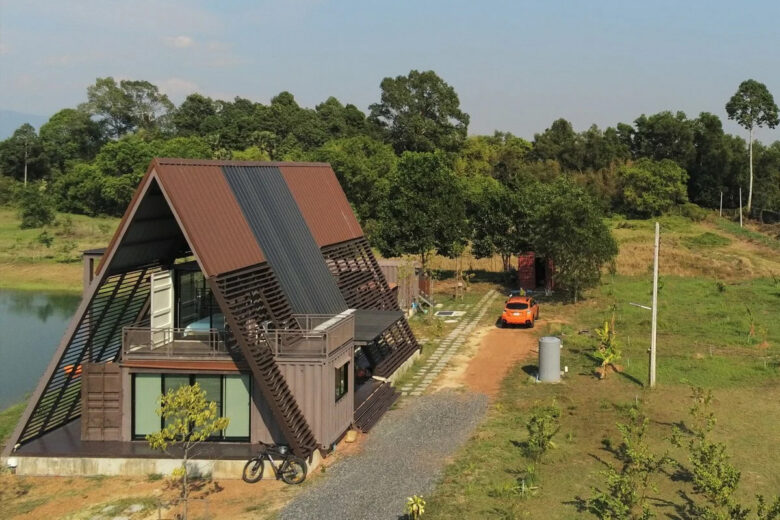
[538, 336, 562, 382]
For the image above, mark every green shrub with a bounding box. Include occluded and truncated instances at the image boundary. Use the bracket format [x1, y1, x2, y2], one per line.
[678, 202, 709, 222]
[522, 401, 561, 461]
[17, 183, 56, 228]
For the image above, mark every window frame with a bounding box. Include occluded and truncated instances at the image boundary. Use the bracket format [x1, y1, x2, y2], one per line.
[335, 362, 349, 402]
[131, 372, 250, 442]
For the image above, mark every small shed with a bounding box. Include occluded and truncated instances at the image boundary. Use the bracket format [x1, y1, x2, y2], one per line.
[517, 252, 554, 291]
[377, 259, 421, 313]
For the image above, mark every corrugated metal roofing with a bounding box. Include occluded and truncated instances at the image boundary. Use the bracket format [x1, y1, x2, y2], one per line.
[353, 309, 404, 343]
[222, 165, 347, 315]
[155, 163, 265, 277]
[279, 165, 363, 247]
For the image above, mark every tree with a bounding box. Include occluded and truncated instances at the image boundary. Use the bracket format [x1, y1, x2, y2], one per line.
[467, 177, 533, 271]
[39, 109, 104, 172]
[616, 158, 689, 217]
[632, 111, 695, 168]
[82, 77, 174, 138]
[533, 179, 618, 302]
[726, 79, 780, 213]
[0, 124, 49, 184]
[310, 136, 396, 225]
[173, 93, 218, 137]
[147, 383, 229, 520]
[375, 151, 468, 272]
[369, 70, 469, 153]
[315, 96, 370, 140]
[532, 118, 584, 171]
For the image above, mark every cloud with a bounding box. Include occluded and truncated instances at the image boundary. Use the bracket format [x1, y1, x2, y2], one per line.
[0, 43, 10, 55]
[163, 35, 195, 49]
[157, 77, 199, 101]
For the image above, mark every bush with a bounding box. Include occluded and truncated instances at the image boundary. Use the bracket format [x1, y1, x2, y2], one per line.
[522, 401, 561, 461]
[17, 183, 56, 229]
[678, 202, 708, 222]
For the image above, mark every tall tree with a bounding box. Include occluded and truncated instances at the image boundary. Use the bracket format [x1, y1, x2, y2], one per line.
[375, 151, 468, 271]
[39, 108, 104, 172]
[369, 70, 469, 153]
[82, 77, 174, 138]
[726, 79, 780, 213]
[0, 124, 49, 183]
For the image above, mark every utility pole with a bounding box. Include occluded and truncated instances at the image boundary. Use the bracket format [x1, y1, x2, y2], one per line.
[719, 192, 723, 217]
[739, 187, 743, 228]
[649, 222, 659, 388]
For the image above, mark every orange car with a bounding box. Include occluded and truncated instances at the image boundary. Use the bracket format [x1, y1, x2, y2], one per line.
[500, 296, 539, 328]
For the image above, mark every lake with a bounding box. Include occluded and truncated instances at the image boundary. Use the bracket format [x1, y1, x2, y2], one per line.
[0, 290, 80, 410]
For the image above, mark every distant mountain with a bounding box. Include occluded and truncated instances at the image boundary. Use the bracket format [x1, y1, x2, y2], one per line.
[0, 110, 49, 139]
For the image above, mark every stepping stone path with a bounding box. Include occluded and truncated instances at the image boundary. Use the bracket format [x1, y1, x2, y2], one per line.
[401, 290, 498, 396]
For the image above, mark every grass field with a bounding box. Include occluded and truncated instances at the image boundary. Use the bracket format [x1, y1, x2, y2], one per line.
[425, 214, 780, 519]
[0, 207, 118, 292]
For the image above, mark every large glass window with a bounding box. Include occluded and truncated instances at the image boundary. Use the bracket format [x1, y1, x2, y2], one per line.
[175, 267, 224, 332]
[335, 362, 349, 402]
[132, 373, 250, 441]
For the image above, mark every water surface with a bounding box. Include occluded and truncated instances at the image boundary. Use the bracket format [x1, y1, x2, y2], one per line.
[0, 290, 80, 409]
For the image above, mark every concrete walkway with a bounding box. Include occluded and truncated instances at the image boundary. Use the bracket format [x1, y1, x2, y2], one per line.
[400, 289, 498, 396]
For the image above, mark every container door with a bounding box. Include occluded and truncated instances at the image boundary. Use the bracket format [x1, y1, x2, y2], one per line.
[150, 270, 174, 349]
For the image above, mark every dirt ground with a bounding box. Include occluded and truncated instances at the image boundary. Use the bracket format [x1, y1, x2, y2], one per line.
[435, 320, 539, 399]
[2, 434, 370, 520]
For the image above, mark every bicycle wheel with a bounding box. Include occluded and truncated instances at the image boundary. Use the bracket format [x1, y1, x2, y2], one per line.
[242, 458, 265, 483]
[280, 457, 307, 485]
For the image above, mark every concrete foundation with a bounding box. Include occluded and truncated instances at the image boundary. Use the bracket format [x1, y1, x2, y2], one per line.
[4, 450, 322, 480]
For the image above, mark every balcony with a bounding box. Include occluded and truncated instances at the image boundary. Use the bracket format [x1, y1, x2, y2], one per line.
[266, 311, 355, 358]
[122, 327, 229, 360]
[121, 311, 355, 361]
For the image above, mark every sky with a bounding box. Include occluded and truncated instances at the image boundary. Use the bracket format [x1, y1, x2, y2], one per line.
[2, 0, 780, 142]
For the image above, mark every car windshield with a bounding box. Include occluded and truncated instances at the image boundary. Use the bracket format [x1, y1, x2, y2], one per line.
[506, 302, 528, 310]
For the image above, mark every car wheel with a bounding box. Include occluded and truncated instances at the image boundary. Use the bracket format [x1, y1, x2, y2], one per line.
[500, 320, 506, 328]
[529, 319, 535, 329]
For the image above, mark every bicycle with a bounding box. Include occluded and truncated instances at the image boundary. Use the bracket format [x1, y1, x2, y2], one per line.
[242, 442, 308, 485]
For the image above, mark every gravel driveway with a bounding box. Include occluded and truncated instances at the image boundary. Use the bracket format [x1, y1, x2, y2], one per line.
[279, 391, 488, 520]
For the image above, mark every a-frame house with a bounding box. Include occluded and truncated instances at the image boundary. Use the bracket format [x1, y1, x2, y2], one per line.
[4, 159, 419, 466]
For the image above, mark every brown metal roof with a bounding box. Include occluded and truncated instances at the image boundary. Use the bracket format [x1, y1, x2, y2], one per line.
[154, 161, 265, 277]
[279, 164, 364, 247]
[97, 158, 365, 279]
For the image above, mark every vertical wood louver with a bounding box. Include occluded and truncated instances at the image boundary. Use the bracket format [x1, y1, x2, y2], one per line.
[210, 263, 318, 458]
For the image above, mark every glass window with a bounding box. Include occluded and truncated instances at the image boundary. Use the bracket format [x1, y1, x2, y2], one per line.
[506, 302, 529, 310]
[133, 374, 161, 438]
[223, 374, 251, 439]
[335, 363, 349, 402]
[133, 373, 249, 442]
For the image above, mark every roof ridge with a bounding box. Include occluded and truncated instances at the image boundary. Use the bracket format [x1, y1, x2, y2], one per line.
[154, 157, 331, 167]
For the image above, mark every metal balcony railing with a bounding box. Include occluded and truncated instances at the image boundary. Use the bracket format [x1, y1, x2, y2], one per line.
[122, 326, 228, 359]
